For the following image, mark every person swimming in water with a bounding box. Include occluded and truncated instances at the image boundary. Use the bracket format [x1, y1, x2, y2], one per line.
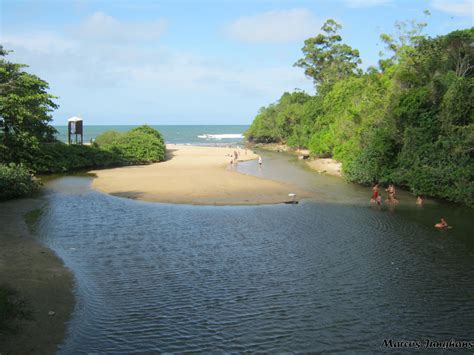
[371, 184, 382, 205]
[435, 217, 448, 229]
[385, 184, 398, 204]
[416, 195, 423, 205]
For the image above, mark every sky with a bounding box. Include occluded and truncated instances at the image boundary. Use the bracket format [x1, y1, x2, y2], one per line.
[1, 0, 473, 125]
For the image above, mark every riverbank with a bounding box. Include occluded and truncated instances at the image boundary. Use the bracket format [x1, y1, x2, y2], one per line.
[90, 144, 312, 205]
[252, 143, 342, 177]
[0, 198, 74, 354]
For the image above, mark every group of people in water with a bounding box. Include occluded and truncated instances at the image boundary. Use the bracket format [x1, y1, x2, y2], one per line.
[370, 183, 400, 205]
[370, 183, 450, 229]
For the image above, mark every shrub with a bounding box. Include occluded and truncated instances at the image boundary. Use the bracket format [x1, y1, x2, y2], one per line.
[0, 164, 41, 201]
[28, 143, 126, 174]
[93, 130, 122, 146]
[95, 125, 166, 164]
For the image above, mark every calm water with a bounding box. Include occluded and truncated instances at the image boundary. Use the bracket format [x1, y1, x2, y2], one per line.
[5, 150, 474, 352]
[54, 125, 248, 145]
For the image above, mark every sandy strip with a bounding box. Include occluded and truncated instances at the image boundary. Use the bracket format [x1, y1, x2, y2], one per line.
[90, 145, 312, 205]
[306, 158, 342, 177]
[0, 198, 74, 354]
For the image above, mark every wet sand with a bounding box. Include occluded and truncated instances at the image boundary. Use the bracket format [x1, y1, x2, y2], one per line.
[0, 198, 74, 354]
[91, 145, 312, 205]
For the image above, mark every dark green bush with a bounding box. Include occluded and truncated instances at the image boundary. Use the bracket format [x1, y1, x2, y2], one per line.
[0, 164, 41, 201]
[93, 130, 122, 146]
[29, 143, 126, 174]
[95, 125, 166, 164]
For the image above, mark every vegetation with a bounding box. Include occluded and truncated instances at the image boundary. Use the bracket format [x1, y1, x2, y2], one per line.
[0, 164, 41, 201]
[0, 46, 166, 200]
[246, 19, 473, 207]
[94, 125, 166, 164]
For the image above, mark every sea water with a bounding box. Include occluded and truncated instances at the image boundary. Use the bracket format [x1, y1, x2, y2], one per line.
[54, 125, 248, 145]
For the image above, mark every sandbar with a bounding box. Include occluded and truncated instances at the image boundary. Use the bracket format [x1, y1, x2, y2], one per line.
[90, 145, 312, 205]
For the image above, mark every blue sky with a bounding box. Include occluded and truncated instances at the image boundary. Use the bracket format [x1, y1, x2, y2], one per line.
[1, 0, 473, 125]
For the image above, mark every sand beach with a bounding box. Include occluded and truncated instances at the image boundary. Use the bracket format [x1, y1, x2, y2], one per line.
[305, 158, 342, 177]
[90, 145, 312, 205]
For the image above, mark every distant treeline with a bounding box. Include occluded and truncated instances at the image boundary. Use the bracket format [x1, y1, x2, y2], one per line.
[0, 46, 166, 201]
[245, 19, 473, 207]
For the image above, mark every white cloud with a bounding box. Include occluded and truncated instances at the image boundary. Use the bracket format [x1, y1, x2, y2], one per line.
[75, 11, 168, 42]
[2, 33, 77, 54]
[342, 0, 392, 8]
[3, 29, 311, 103]
[226, 8, 321, 43]
[431, 0, 474, 17]
[2, 11, 315, 123]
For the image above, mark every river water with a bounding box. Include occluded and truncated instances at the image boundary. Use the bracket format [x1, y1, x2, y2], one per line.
[6, 150, 474, 352]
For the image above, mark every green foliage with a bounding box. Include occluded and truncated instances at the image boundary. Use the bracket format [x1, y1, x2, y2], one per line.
[93, 130, 122, 146]
[245, 91, 313, 146]
[0, 164, 41, 201]
[29, 143, 126, 174]
[294, 19, 361, 91]
[95, 125, 166, 164]
[247, 22, 474, 207]
[0, 46, 58, 164]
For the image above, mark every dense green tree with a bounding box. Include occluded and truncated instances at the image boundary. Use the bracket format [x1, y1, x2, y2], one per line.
[294, 19, 361, 91]
[0, 46, 58, 164]
[247, 22, 474, 207]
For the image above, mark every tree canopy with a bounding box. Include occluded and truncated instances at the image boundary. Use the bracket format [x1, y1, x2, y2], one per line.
[294, 19, 362, 91]
[246, 23, 474, 207]
[0, 46, 58, 163]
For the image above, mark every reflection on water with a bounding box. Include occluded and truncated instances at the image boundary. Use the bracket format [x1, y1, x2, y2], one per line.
[7, 151, 474, 352]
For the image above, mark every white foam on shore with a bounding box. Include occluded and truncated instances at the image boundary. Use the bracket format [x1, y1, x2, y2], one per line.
[197, 134, 244, 140]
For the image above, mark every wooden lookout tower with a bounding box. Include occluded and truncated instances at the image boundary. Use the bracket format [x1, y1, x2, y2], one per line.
[68, 116, 83, 145]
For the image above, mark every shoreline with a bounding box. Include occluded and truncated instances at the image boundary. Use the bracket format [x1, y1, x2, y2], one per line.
[90, 144, 313, 205]
[0, 198, 75, 354]
[252, 143, 342, 177]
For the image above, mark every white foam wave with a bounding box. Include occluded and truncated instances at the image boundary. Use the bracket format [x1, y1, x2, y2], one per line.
[197, 134, 243, 140]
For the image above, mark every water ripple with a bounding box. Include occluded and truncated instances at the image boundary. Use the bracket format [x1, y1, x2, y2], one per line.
[27, 178, 474, 353]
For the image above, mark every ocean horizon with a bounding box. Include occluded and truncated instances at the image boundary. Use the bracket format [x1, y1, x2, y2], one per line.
[54, 124, 249, 145]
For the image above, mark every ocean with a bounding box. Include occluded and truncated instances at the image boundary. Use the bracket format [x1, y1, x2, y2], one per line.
[53, 125, 249, 145]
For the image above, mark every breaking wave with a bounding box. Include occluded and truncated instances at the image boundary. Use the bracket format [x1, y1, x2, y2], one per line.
[197, 134, 244, 140]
